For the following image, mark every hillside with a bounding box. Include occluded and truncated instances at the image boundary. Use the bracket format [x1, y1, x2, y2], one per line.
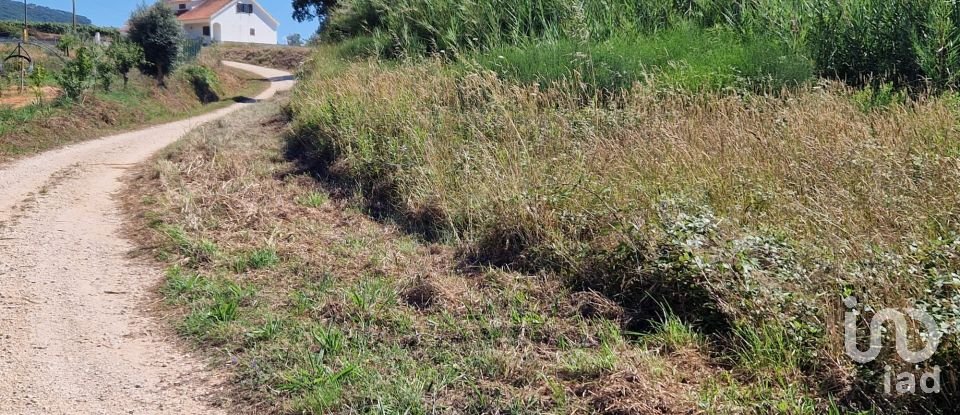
[0, 0, 91, 24]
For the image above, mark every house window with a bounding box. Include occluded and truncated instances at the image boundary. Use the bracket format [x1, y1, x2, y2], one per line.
[203, 26, 211, 36]
[178, 3, 186, 9]
[250, 28, 256, 36]
[237, 3, 253, 13]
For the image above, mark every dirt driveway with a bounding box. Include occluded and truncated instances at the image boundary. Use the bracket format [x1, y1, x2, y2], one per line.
[0, 61, 293, 414]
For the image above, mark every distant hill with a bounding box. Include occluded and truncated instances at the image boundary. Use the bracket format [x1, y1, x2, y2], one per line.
[0, 0, 92, 24]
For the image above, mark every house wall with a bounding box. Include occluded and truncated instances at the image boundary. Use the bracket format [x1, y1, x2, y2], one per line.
[182, 23, 208, 40]
[211, 1, 278, 44]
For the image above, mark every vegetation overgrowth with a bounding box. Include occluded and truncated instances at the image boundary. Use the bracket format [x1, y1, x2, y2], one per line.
[114, 0, 960, 413]
[1, 42, 267, 161]
[0, 2, 263, 161]
[268, 0, 960, 412]
[0, 21, 118, 39]
[324, 0, 960, 92]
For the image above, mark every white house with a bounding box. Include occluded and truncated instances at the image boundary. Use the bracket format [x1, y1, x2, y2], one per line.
[165, 0, 279, 45]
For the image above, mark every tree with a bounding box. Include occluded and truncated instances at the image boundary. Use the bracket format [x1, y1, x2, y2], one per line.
[57, 33, 79, 57]
[127, 2, 183, 85]
[291, 0, 338, 22]
[28, 63, 48, 105]
[57, 46, 95, 101]
[106, 39, 144, 89]
[286, 33, 303, 46]
[94, 52, 114, 92]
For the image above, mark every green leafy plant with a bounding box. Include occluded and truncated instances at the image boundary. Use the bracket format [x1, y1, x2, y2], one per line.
[28, 62, 47, 105]
[56, 46, 95, 101]
[127, 2, 184, 84]
[183, 65, 222, 104]
[94, 50, 115, 92]
[106, 39, 144, 89]
[56, 33, 79, 57]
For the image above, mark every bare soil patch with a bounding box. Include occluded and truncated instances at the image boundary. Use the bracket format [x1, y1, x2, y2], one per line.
[0, 86, 61, 108]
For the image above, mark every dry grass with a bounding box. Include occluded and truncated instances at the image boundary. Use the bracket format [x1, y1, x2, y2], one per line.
[213, 43, 313, 72]
[118, 98, 836, 413]
[288, 54, 960, 411]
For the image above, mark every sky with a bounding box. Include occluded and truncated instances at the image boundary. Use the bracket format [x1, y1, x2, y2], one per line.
[27, 0, 321, 44]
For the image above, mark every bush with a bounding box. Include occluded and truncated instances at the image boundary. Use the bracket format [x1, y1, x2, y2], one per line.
[127, 3, 184, 84]
[106, 39, 144, 89]
[57, 46, 95, 101]
[183, 65, 222, 104]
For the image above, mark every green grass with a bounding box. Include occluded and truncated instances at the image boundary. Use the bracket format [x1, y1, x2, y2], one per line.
[473, 24, 812, 93]
[1, 59, 269, 162]
[297, 192, 329, 208]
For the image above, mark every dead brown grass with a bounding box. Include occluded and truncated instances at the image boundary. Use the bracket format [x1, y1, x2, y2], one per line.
[288, 55, 960, 412]
[214, 43, 313, 72]
[120, 98, 732, 414]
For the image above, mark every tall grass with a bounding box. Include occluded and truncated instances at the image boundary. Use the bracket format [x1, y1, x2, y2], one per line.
[325, 0, 960, 90]
[473, 24, 812, 94]
[290, 54, 960, 411]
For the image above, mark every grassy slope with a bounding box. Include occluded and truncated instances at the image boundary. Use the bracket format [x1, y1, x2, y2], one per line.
[126, 76, 942, 415]
[125, 100, 785, 414]
[213, 43, 313, 72]
[285, 48, 960, 413]
[0, 60, 269, 163]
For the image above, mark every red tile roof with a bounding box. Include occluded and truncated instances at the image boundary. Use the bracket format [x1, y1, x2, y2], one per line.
[177, 0, 232, 21]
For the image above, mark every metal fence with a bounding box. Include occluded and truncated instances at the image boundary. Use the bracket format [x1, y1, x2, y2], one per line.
[180, 38, 202, 63]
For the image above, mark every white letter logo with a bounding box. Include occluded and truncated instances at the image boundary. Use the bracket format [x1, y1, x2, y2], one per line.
[844, 296, 940, 364]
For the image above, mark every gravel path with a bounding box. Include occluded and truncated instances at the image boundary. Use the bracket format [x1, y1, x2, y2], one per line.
[0, 62, 294, 414]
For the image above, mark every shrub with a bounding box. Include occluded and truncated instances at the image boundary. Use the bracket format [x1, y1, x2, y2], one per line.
[127, 2, 184, 84]
[56, 33, 79, 57]
[183, 65, 222, 104]
[106, 39, 144, 89]
[57, 46, 95, 101]
[28, 63, 48, 105]
[93, 48, 115, 92]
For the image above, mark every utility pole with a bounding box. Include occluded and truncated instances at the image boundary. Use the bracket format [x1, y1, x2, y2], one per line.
[72, 0, 77, 33]
[21, 0, 27, 92]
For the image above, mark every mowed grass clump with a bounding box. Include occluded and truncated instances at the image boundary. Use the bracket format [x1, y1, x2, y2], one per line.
[290, 52, 960, 411]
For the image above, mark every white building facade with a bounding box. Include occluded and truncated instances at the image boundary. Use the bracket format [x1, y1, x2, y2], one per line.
[166, 0, 279, 45]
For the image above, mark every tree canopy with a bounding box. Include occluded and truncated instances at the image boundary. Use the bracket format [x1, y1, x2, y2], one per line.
[127, 3, 183, 84]
[291, 0, 339, 22]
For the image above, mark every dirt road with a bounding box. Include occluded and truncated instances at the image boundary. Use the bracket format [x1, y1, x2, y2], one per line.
[0, 62, 294, 414]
